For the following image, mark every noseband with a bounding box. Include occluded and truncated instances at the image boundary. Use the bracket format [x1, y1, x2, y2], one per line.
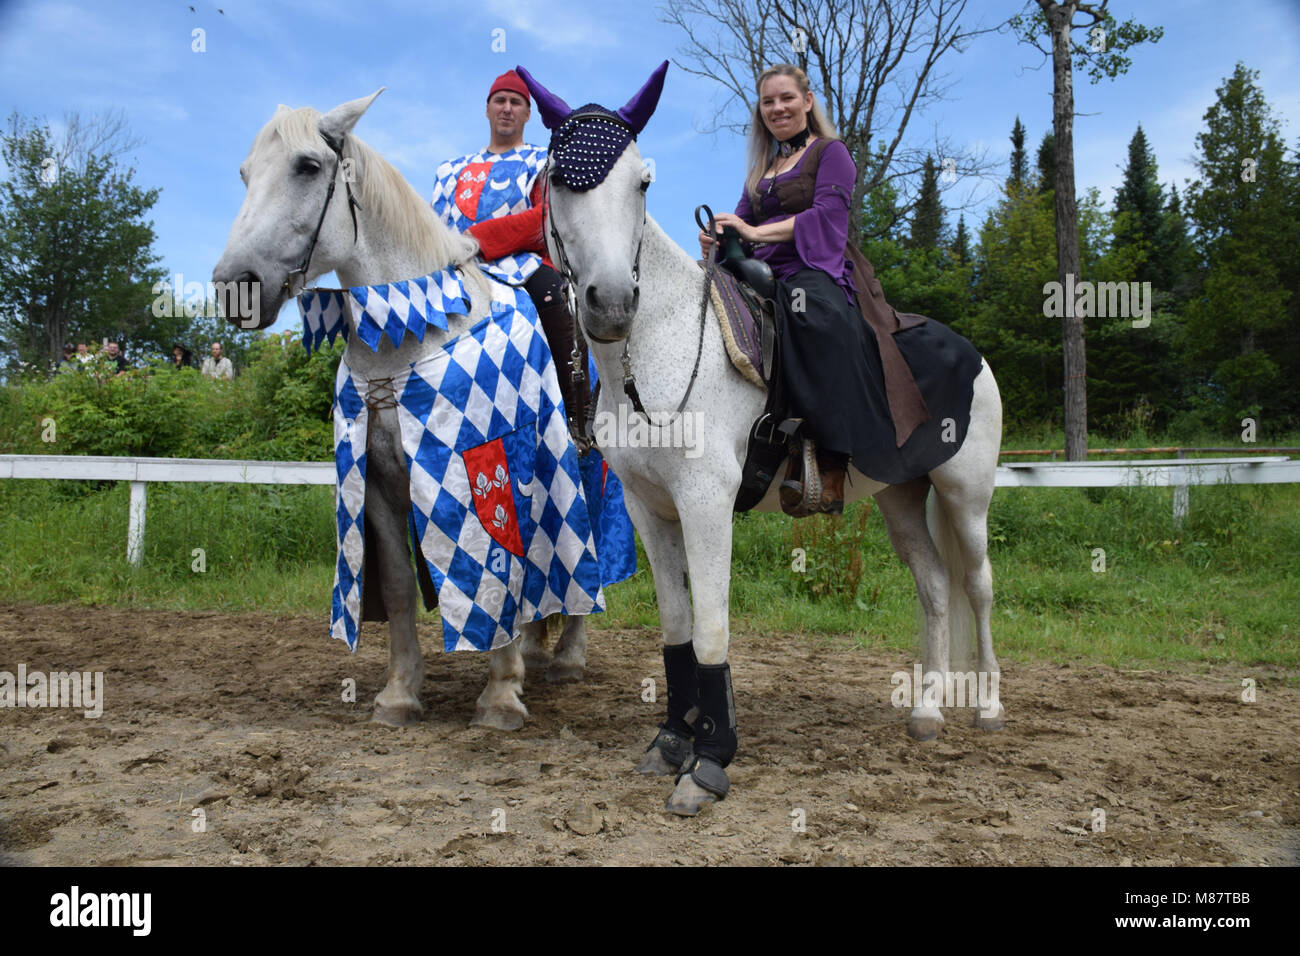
[281, 130, 362, 299]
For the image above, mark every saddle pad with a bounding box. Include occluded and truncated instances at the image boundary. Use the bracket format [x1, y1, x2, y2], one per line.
[706, 267, 766, 389]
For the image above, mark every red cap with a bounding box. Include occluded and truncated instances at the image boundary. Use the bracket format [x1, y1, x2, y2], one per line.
[488, 70, 530, 106]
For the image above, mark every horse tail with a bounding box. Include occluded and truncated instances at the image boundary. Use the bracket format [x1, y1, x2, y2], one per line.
[926, 489, 976, 673]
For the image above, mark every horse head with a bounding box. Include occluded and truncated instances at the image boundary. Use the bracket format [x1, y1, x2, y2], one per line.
[212, 90, 384, 330]
[517, 62, 667, 343]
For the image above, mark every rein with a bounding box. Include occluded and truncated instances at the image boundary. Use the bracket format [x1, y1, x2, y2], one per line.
[281, 130, 362, 299]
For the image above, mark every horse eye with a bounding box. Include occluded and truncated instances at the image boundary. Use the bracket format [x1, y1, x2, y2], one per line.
[639, 179, 650, 193]
[295, 157, 322, 175]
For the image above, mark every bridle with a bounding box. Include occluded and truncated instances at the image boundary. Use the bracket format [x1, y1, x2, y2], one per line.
[540, 110, 646, 329]
[280, 130, 362, 300]
[541, 112, 707, 432]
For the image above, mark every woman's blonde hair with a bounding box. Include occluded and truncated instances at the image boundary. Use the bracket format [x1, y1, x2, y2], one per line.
[744, 64, 839, 206]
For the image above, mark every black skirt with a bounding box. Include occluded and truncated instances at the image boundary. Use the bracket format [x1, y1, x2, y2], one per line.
[774, 268, 984, 485]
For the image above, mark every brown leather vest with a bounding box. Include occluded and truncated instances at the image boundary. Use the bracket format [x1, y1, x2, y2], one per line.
[760, 138, 930, 447]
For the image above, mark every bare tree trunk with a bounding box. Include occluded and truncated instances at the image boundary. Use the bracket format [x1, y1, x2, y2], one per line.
[1045, 0, 1088, 460]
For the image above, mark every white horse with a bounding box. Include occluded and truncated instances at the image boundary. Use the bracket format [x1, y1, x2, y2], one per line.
[212, 91, 587, 730]
[518, 64, 1005, 815]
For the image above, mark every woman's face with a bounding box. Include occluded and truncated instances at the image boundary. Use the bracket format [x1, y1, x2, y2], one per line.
[759, 74, 813, 141]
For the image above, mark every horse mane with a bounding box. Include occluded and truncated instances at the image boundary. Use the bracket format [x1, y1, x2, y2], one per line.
[249, 106, 489, 296]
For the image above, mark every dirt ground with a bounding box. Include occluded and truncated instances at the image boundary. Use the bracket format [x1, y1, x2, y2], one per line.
[1, 603, 1296, 866]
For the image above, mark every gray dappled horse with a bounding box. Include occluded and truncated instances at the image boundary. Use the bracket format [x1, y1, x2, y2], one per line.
[519, 63, 1005, 816]
[212, 91, 587, 731]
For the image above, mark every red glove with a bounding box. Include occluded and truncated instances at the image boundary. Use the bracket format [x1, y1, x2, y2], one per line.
[464, 181, 554, 269]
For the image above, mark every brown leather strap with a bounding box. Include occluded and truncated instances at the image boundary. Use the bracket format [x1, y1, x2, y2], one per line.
[845, 244, 930, 447]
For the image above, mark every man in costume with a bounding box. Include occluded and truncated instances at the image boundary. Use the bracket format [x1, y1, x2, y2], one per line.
[432, 70, 589, 438]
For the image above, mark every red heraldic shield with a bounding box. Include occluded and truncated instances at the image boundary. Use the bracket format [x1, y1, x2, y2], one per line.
[454, 163, 493, 221]
[464, 438, 525, 557]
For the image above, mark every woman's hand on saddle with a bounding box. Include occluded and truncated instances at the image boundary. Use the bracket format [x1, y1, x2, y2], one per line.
[711, 212, 757, 245]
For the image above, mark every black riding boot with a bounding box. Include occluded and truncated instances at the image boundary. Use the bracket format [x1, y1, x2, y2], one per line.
[536, 297, 590, 438]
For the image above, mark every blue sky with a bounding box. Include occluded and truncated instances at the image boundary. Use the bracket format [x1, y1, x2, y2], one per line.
[2, 0, 1297, 334]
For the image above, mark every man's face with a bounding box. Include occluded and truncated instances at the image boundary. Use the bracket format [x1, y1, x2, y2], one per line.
[486, 92, 529, 142]
[105, 343, 119, 358]
[77, 344, 87, 355]
[211, 344, 222, 359]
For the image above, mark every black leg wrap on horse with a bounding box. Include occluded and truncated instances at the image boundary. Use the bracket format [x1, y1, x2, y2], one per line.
[661, 642, 698, 738]
[691, 662, 737, 768]
[677, 754, 730, 799]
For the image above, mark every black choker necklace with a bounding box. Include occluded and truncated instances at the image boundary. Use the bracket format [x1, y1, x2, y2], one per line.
[777, 127, 810, 157]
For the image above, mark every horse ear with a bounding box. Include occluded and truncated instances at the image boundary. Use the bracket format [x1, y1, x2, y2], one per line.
[318, 88, 386, 145]
[617, 61, 668, 136]
[514, 65, 571, 130]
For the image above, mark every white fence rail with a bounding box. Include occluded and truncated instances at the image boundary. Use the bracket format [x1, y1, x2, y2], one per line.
[2, 454, 1297, 567]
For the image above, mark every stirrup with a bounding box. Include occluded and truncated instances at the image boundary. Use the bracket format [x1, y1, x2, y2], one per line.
[779, 438, 821, 518]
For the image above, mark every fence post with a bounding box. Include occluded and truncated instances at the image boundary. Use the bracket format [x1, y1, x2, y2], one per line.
[128, 480, 147, 567]
[1173, 449, 1188, 528]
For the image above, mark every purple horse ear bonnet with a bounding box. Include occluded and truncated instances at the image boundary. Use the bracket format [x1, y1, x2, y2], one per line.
[514, 61, 668, 192]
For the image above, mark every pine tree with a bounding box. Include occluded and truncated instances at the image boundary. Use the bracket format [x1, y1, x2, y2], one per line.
[953, 215, 970, 265]
[1113, 124, 1165, 284]
[1155, 184, 1195, 301]
[908, 153, 946, 249]
[1184, 62, 1298, 422]
[1008, 117, 1028, 189]
[1035, 131, 1056, 193]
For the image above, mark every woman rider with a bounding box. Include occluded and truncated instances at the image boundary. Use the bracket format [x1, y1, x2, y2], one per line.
[701, 64, 974, 516]
[701, 63, 870, 515]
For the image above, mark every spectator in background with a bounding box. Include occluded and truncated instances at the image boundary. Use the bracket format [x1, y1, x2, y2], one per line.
[59, 344, 76, 370]
[201, 342, 233, 380]
[103, 341, 129, 374]
[75, 343, 92, 364]
[171, 343, 195, 369]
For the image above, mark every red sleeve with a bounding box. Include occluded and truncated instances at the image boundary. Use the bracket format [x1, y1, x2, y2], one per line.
[465, 179, 552, 266]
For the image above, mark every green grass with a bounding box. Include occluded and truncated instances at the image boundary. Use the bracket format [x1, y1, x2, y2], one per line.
[1, 442, 1296, 669]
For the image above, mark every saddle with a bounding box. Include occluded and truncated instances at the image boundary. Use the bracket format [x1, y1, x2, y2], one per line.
[696, 216, 814, 515]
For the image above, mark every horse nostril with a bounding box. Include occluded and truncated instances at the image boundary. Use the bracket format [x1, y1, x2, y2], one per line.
[629, 286, 640, 313]
[585, 284, 601, 311]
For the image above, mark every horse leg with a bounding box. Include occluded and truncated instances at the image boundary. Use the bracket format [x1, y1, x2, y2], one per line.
[931, 474, 1002, 731]
[471, 639, 528, 731]
[875, 478, 950, 741]
[366, 463, 425, 728]
[518, 618, 551, 673]
[665, 493, 738, 816]
[547, 614, 587, 683]
[622, 493, 696, 776]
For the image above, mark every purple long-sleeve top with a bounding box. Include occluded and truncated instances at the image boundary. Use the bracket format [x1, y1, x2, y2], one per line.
[733, 138, 858, 300]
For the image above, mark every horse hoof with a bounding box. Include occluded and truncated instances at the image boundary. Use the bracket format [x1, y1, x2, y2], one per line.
[545, 662, 584, 684]
[664, 775, 720, 817]
[636, 746, 682, 776]
[975, 712, 1006, 732]
[371, 704, 422, 728]
[470, 708, 526, 731]
[907, 716, 943, 741]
